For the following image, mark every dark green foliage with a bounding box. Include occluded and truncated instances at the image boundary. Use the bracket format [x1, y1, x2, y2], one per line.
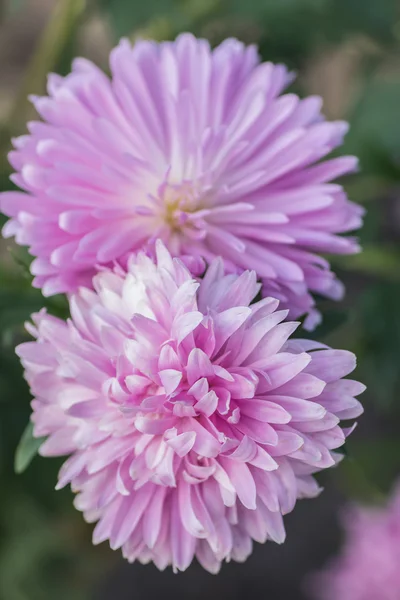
[14, 422, 44, 474]
[99, 0, 176, 38]
[1, 0, 400, 596]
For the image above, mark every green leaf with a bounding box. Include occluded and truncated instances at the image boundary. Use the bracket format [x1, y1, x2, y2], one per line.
[14, 422, 44, 474]
[229, 0, 328, 15]
[332, 244, 400, 282]
[100, 0, 176, 38]
[339, 438, 400, 499]
[4, 0, 86, 136]
[354, 282, 400, 411]
[343, 81, 400, 176]
[100, 0, 221, 39]
[338, 457, 386, 503]
[325, 0, 398, 44]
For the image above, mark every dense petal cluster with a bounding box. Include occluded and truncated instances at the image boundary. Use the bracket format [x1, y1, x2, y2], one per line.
[2, 34, 363, 326]
[18, 243, 364, 572]
[309, 484, 400, 600]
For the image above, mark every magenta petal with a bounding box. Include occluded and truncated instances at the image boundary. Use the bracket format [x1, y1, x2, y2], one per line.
[220, 458, 257, 510]
[110, 485, 153, 549]
[159, 369, 183, 395]
[171, 493, 197, 571]
[142, 486, 166, 548]
[166, 431, 196, 457]
[186, 348, 214, 385]
[194, 390, 219, 417]
[173, 312, 204, 344]
[238, 398, 291, 424]
[3, 35, 362, 335]
[305, 349, 356, 382]
[185, 418, 221, 458]
[19, 241, 363, 573]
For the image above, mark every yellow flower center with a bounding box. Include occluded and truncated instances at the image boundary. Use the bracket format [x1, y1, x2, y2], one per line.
[163, 183, 199, 230]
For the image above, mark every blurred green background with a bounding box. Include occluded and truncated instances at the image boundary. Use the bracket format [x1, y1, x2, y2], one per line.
[1, 1, 400, 598]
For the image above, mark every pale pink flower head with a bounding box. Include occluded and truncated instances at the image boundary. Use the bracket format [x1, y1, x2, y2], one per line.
[2, 34, 363, 326]
[309, 484, 400, 600]
[17, 243, 364, 573]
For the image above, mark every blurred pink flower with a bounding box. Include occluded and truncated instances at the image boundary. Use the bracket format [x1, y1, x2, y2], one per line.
[17, 242, 364, 572]
[309, 484, 400, 600]
[2, 34, 363, 326]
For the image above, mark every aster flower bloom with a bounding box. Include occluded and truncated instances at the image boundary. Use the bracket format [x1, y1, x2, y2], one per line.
[2, 34, 362, 326]
[309, 484, 400, 600]
[17, 243, 364, 572]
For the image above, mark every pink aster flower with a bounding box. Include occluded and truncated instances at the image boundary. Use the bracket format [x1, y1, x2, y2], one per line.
[17, 242, 364, 572]
[2, 34, 362, 326]
[309, 483, 400, 600]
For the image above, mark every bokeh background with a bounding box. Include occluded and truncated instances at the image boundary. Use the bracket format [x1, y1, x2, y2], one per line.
[1, 1, 400, 598]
